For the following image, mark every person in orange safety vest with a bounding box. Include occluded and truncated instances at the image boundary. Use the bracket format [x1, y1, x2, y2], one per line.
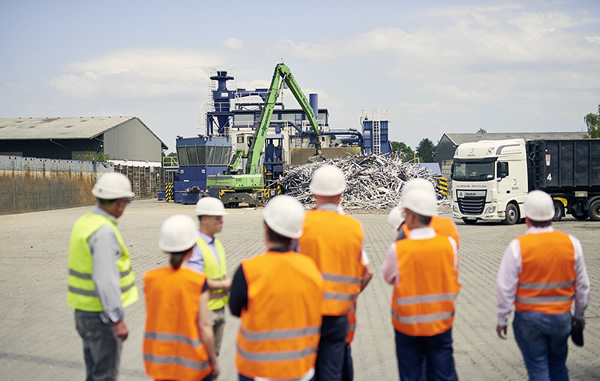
[496, 190, 590, 380]
[382, 189, 460, 381]
[229, 195, 324, 381]
[143, 214, 219, 380]
[298, 165, 373, 381]
[391, 178, 460, 248]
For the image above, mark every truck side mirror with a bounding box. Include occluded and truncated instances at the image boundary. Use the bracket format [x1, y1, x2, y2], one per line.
[497, 162, 509, 179]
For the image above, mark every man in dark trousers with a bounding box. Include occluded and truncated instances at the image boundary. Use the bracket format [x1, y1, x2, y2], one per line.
[67, 173, 138, 381]
[298, 165, 373, 380]
[382, 189, 460, 381]
[230, 195, 324, 381]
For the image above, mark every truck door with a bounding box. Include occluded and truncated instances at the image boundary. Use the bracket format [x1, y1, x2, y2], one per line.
[496, 161, 513, 198]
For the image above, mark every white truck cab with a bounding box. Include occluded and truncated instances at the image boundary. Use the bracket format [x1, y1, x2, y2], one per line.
[451, 139, 528, 225]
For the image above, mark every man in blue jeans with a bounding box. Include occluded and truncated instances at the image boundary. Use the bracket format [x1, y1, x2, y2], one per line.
[496, 191, 590, 380]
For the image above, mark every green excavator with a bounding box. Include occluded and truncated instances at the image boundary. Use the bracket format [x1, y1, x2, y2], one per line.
[207, 63, 323, 207]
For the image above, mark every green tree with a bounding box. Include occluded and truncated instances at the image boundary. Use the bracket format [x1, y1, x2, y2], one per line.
[390, 141, 415, 162]
[584, 104, 600, 138]
[477, 128, 487, 134]
[78, 152, 112, 166]
[416, 138, 435, 162]
[162, 151, 179, 167]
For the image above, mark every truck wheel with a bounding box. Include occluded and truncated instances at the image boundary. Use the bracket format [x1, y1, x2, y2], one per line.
[462, 218, 477, 225]
[553, 200, 564, 222]
[589, 199, 600, 221]
[502, 203, 519, 225]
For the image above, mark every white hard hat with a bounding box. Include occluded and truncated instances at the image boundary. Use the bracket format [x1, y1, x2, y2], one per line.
[195, 197, 228, 216]
[402, 178, 435, 197]
[387, 206, 405, 232]
[401, 189, 438, 217]
[92, 173, 134, 199]
[523, 190, 554, 221]
[159, 214, 199, 252]
[263, 195, 305, 239]
[309, 165, 346, 196]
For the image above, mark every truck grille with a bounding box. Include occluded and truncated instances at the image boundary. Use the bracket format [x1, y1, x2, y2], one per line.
[458, 197, 486, 215]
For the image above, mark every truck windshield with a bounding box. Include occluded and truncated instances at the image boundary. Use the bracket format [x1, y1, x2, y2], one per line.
[452, 159, 495, 181]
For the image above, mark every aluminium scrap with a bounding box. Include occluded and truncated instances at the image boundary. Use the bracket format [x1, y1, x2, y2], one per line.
[277, 155, 449, 210]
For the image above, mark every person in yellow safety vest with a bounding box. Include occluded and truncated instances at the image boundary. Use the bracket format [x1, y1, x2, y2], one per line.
[229, 195, 324, 381]
[382, 189, 461, 381]
[143, 214, 219, 380]
[67, 172, 139, 381]
[189, 196, 231, 357]
[496, 190, 590, 380]
[298, 165, 373, 381]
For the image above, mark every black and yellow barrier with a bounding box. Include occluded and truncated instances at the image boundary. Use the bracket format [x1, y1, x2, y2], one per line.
[165, 183, 174, 202]
[438, 178, 448, 196]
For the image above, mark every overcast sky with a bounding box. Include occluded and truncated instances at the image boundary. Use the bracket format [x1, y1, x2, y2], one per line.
[1, 0, 599, 151]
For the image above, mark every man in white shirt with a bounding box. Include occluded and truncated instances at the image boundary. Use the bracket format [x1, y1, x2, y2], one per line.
[496, 190, 590, 380]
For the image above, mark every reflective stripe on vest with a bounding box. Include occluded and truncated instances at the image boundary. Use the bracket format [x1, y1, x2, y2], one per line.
[391, 235, 460, 336]
[236, 251, 323, 379]
[395, 292, 458, 306]
[143, 266, 212, 380]
[143, 353, 210, 372]
[240, 326, 320, 341]
[144, 331, 202, 348]
[67, 212, 138, 311]
[196, 237, 228, 309]
[298, 210, 364, 316]
[237, 343, 317, 362]
[515, 231, 576, 314]
[392, 309, 454, 324]
[346, 303, 357, 344]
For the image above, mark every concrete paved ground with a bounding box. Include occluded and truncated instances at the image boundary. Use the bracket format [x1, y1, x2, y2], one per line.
[0, 200, 598, 380]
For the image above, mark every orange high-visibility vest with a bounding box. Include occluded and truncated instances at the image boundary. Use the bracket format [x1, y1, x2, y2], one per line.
[143, 267, 212, 380]
[391, 236, 460, 336]
[346, 303, 357, 344]
[515, 231, 576, 314]
[299, 210, 365, 316]
[403, 216, 460, 248]
[236, 251, 324, 379]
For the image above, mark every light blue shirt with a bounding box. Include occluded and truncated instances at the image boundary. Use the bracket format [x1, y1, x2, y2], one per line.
[188, 232, 221, 274]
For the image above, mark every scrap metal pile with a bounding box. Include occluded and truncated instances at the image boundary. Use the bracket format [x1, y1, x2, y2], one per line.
[278, 155, 450, 211]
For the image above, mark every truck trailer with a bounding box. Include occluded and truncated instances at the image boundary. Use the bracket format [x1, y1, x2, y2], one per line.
[451, 138, 600, 224]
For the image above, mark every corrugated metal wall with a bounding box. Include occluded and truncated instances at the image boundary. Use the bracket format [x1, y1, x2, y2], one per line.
[0, 156, 111, 215]
[0, 156, 172, 215]
[104, 119, 162, 162]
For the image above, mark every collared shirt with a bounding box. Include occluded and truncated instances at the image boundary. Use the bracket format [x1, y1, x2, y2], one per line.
[381, 227, 458, 285]
[311, 203, 370, 265]
[88, 207, 124, 323]
[496, 226, 590, 326]
[188, 232, 221, 274]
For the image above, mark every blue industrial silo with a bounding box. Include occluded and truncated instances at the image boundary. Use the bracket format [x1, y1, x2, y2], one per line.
[361, 109, 392, 155]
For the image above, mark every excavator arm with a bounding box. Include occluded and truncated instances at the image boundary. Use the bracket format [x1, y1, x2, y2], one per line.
[245, 63, 322, 175]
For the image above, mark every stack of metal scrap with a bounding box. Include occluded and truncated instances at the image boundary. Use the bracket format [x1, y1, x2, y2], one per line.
[278, 155, 449, 210]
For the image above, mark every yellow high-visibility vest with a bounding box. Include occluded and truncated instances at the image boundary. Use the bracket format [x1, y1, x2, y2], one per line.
[67, 213, 138, 311]
[196, 237, 228, 310]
